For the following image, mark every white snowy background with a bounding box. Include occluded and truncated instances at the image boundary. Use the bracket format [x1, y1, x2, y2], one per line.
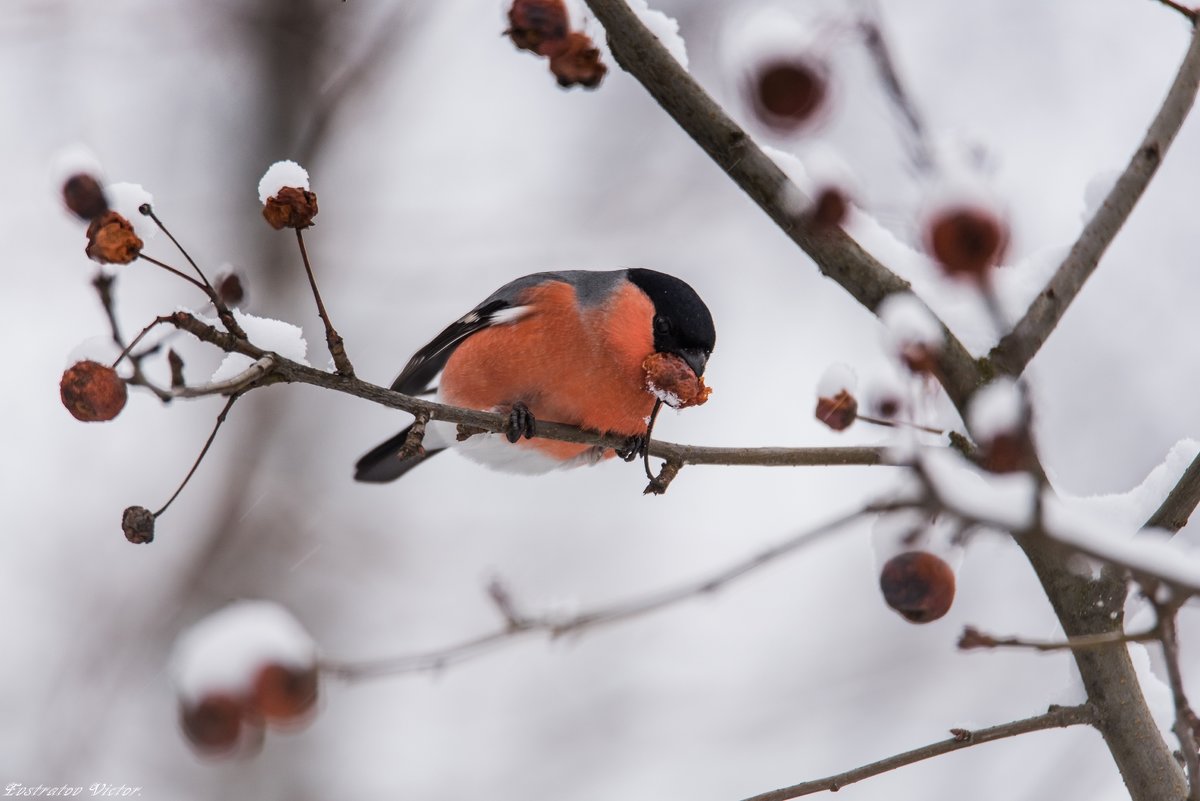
[2, 0, 1199, 799]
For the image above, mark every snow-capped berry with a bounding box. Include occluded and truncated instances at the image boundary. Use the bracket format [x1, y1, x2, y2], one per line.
[968, 378, 1029, 473]
[879, 294, 944, 376]
[507, 0, 569, 56]
[926, 206, 1007, 279]
[750, 57, 827, 132]
[549, 31, 607, 89]
[180, 694, 244, 755]
[171, 601, 318, 739]
[815, 389, 858, 431]
[251, 663, 319, 722]
[879, 551, 956, 623]
[84, 211, 143, 264]
[62, 174, 109, 221]
[643, 352, 711, 409]
[216, 272, 246, 307]
[122, 505, 155, 545]
[60, 360, 127, 422]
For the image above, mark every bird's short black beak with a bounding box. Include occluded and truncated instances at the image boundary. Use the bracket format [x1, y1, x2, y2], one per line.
[677, 348, 709, 378]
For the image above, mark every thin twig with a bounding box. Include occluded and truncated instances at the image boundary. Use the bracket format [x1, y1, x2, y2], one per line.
[321, 503, 897, 681]
[152, 395, 239, 518]
[958, 624, 1158, 652]
[989, 23, 1200, 377]
[93, 275, 172, 402]
[1155, 598, 1200, 799]
[738, 704, 1097, 801]
[137, 254, 209, 292]
[857, 6, 935, 172]
[294, 228, 354, 376]
[139, 204, 215, 293]
[857, 413, 944, 436]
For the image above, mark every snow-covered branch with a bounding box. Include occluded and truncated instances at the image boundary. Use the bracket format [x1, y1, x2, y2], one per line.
[579, 0, 983, 410]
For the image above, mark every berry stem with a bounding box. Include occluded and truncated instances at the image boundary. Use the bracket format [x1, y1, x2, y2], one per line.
[137, 254, 209, 292]
[294, 228, 354, 377]
[138, 206, 246, 339]
[857, 414, 943, 436]
[139, 204, 215, 293]
[153, 394, 239, 518]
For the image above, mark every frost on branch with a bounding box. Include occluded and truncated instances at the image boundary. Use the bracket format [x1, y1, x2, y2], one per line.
[626, 0, 688, 69]
[171, 600, 319, 756]
[207, 310, 308, 382]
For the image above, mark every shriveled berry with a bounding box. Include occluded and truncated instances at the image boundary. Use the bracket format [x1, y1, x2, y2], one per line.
[643, 352, 711, 409]
[251, 663, 318, 722]
[63, 173, 109, 220]
[85, 211, 143, 264]
[180, 694, 243, 755]
[262, 187, 318, 230]
[926, 206, 1007, 279]
[507, 0, 569, 56]
[216, 272, 246, 307]
[880, 551, 956, 623]
[548, 31, 606, 89]
[751, 58, 827, 131]
[60, 360, 127, 422]
[815, 389, 858, 431]
[122, 505, 155, 545]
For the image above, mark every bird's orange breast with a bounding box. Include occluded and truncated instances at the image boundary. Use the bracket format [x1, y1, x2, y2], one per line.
[439, 280, 656, 461]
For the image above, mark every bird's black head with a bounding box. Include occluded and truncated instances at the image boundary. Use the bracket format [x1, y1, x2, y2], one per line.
[627, 268, 716, 377]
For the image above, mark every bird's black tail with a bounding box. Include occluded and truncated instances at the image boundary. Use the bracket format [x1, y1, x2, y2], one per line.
[354, 424, 444, 483]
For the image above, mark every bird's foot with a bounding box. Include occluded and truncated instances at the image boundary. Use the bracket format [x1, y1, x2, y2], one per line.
[616, 433, 647, 462]
[506, 402, 537, 443]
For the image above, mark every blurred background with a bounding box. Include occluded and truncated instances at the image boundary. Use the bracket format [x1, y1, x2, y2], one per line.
[3, 0, 1199, 798]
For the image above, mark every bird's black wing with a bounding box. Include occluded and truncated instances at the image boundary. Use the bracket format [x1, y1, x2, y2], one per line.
[389, 299, 512, 395]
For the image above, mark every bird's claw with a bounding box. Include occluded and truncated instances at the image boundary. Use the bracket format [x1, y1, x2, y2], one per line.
[506, 402, 537, 443]
[616, 434, 647, 462]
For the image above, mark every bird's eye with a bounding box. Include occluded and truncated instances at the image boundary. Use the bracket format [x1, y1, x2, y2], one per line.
[653, 316, 672, 336]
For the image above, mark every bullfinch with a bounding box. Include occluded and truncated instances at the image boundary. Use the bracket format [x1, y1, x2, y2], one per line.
[354, 268, 715, 481]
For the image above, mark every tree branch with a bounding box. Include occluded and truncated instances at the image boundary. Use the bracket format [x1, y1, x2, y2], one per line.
[1146, 448, 1200, 534]
[738, 704, 1097, 801]
[321, 502, 900, 681]
[958, 624, 1158, 653]
[1153, 0, 1199, 23]
[161, 311, 892, 472]
[989, 22, 1200, 376]
[580, 0, 982, 410]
